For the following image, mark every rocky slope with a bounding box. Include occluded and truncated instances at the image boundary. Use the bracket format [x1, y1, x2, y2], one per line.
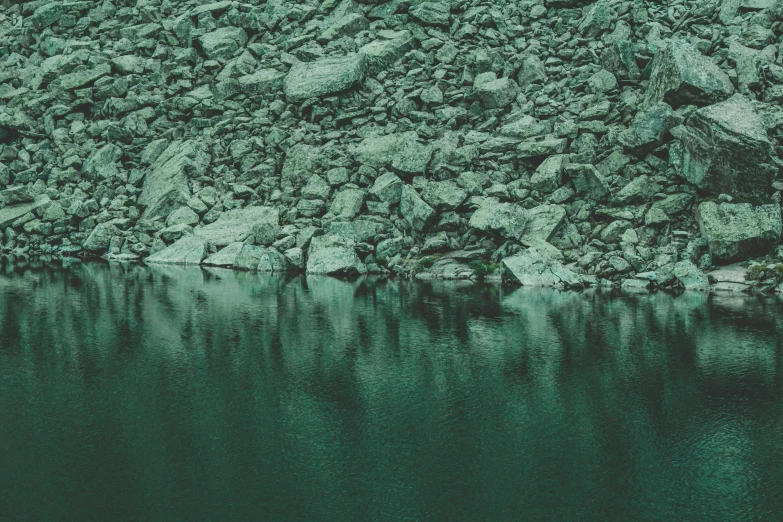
[1, 0, 783, 292]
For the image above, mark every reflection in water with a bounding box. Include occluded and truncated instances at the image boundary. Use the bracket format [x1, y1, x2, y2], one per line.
[0, 259, 781, 520]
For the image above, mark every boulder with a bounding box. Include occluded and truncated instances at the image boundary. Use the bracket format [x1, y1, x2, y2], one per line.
[145, 235, 208, 265]
[566, 164, 611, 200]
[306, 235, 367, 276]
[531, 154, 568, 193]
[644, 39, 734, 108]
[257, 247, 291, 272]
[139, 140, 208, 220]
[672, 260, 710, 291]
[329, 189, 365, 219]
[400, 185, 436, 232]
[203, 242, 245, 267]
[199, 27, 248, 60]
[284, 53, 366, 102]
[194, 206, 279, 247]
[469, 201, 528, 240]
[671, 94, 776, 198]
[420, 181, 468, 211]
[83, 221, 122, 252]
[368, 172, 403, 204]
[238, 69, 285, 95]
[502, 246, 585, 288]
[0, 198, 49, 228]
[281, 144, 321, 188]
[409, 2, 450, 25]
[523, 204, 567, 242]
[696, 202, 782, 263]
[355, 132, 433, 175]
[359, 31, 414, 74]
[473, 74, 519, 109]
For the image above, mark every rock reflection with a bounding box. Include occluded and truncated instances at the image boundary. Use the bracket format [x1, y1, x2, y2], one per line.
[0, 260, 781, 521]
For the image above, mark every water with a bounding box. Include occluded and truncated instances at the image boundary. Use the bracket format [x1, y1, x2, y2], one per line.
[0, 259, 782, 521]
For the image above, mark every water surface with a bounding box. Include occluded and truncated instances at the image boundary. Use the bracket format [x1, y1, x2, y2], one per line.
[0, 259, 782, 521]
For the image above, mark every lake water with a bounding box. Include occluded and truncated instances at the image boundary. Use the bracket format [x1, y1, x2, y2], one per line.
[0, 259, 782, 521]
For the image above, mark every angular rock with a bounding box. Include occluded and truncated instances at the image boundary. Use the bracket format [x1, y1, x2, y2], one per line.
[257, 247, 291, 272]
[644, 40, 734, 108]
[238, 69, 285, 95]
[354, 132, 433, 175]
[672, 261, 710, 291]
[531, 154, 568, 193]
[421, 181, 468, 211]
[146, 236, 208, 265]
[139, 140, 208, 220]
[523, 204, 567, 242]
[203, 242, 245, 267]
[194, 206, 279, 247]
[330, 189, 365, 219]
[671, 94, 776, 198]
[400, 185, 436, 232]
[199, 27, 248, 60]
[503, 246, 584, 288]
[368, 172, 403, 204]
[474, 75, 519, 109]
[696, 202, 782, 264]
[83, 221, 122, 252]
[469, 201, 528, 240]
[566, 164, 610, 200]
[409, 2, 450, 25]
[306, 235, 367, 276]
[359, 31, 414, 74]
[284, 54, 366, 102]
[281, 144, 320, 188]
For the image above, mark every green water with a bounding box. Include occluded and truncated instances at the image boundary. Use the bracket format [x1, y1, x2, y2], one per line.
[0, 260, 782, 521]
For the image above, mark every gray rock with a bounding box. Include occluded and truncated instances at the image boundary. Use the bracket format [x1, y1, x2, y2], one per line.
[354, 132, 433, 175]
[409, 2, 450, 25]
[503, 246, 584, 288]
[644, 39, 734, 108]
[203, 242, 245, 267]
[199, 27, 248, 60]
[400, 185, 436, 232]
[359, 31, 414, 74]
[671, 94, 776, 198]
[329, 189, 365, 219]
[284, 54, 366, 102]
[672, 260, 710, 291]
[421, 181, 468, 211]
[257, 247, 291, 272]
[194, 206, 279, 247]
[474, 74, 519, 109]
[524, 204, 567, 242]
[281, 144, 320, 188]
[566, 164, 610, 200]
[306, 235, 367, 276]
[139, 140, 208, 220]
[531, 154, 568, 193]
[83, 221, 122, 252]
[301, 174, 331, 200]
[238, 69, 285, 95]
[145, 235, 208, 265]
[469, 201, 528, 240]
[696, 202, 782, 264]
[369, 172, 403, 204]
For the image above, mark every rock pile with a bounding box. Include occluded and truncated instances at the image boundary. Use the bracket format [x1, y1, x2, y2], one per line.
[1, 0, 783, 292]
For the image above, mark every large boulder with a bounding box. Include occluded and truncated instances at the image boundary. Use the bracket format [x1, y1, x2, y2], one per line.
[359, 31, 414, 74]
[420, 181, 468, 211]
[145, 235, 208, 265]
[696, 202, 782, 263]
[523, 204, 567, 242]
[368, 172, 404, 204]
[671, 94, 776, 198]
[306, 235, 367, 276]
[469, 201, 528, 240]
[0, 198, 49, 228]
[82, 221, 122, 252]
[644, 39, 734, 108]
[284, 53, 366, 102]
[203, 242, 245, 267]
[400, 185, 436, 232]
[199, 26, 248, 60]
[354, 132, 433, 175]
[194, 206, 279, 247]
[502, 246, 585, 288]
[139, 140, 208, 220]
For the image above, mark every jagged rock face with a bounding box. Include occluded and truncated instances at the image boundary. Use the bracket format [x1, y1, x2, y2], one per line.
[671, 94, 776, 198]
[0, 0, 782, 285]
[696, 202, 782, 264]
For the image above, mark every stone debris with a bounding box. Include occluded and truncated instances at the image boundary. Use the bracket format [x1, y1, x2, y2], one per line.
[0, 0, 781, 293]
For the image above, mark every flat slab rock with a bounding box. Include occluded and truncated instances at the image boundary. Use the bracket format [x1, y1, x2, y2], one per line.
[284, 54, 366, 102]
[194, 206, 279, 247]
[146, 235, 208, 265]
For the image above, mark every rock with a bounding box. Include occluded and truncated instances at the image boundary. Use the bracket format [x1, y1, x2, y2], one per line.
[369, 172, 403, 204]
[517, 54, 547, 88]
[167, 206, 200, 226]
[615, 175, 662, 204]
[301, 175, 331, 200]
[400, 185, 436, 232]
[421, 181, 468, 211]
[578, 0, 615, 38]
[203, 242, 245, 267]
[306, 235, 367, 276]
[83, 221, 122, 252]
[531, 154, 568, 193]
[238, 69, 285, 95]
[503, 246, 585, 288]
[257, 247, 291, 272]
[281, 144, 321, 188]
[644, 39, 735, 108]
[145, 236, 208, 265]
[194, 206, 279, 247]
[619, 102, 679, 150]
[354, 132, 433, 175]
[672, 260, 710, 291]
[671, 94, 776, 198]
[469, 201, 528, 240]
[473, 74, 519, 109]
[696, 202, 782, 263]
[409, 2, 450, 25]
[199, 27, 248, 60]
[284, 54, 366, 102]
[524, 204, 567, 242]
[359, 31, 414, 74]
[139, 140, 208, 220]
[566, 164, 610, 200]
[329, 189, 365, 219]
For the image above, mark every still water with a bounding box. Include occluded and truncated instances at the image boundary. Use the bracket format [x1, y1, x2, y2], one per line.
[0, 259, 782, 521]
